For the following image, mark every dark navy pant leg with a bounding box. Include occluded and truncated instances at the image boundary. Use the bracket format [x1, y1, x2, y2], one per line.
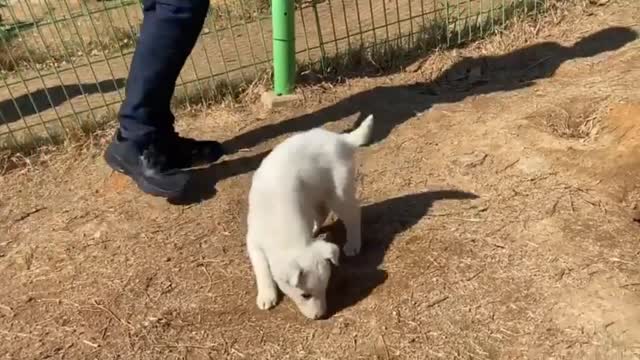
[117, 0, 209, 145]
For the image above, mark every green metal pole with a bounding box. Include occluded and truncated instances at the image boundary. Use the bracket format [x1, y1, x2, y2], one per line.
[272, 0, 296, 95]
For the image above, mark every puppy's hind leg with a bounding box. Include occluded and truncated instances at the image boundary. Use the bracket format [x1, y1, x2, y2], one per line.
[247, 244, 279, 310]
[330, 165, 362, 257]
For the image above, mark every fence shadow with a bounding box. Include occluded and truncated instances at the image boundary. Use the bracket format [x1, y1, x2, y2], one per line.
[0, 78, 126, 125]
[320, 190, 479, 317]
[172, 26, 637, 205]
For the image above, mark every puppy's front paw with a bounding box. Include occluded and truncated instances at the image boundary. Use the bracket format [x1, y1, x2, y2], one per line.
[256, 290, 278, 310]
[343, 241, 361, 257]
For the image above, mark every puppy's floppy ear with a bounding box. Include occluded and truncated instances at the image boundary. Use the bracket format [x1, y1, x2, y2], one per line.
[312, 238, 340, 266]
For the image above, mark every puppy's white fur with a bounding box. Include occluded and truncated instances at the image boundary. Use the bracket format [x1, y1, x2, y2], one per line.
[246, 115, 374, 319]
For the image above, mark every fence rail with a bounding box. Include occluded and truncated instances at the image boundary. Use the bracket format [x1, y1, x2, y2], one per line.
[0, 0, 546, 151]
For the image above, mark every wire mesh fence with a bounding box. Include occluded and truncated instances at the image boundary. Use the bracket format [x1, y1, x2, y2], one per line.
[0, 0, 546, 151]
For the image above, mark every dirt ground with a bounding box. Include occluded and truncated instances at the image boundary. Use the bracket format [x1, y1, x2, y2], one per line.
[1, 1, 640, 359]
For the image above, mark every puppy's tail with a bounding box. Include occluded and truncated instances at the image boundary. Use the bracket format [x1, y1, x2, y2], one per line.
[341, 114, 374, 147]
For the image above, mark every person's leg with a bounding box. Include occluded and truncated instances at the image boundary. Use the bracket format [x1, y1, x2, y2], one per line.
[118, 0, 207, 140]
[104, 0, 225, 198]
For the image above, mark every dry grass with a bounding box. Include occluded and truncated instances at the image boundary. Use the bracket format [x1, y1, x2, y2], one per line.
[522, 93, 614, 140]
[0, 14, 140, 73]
[0, 1, 639, 358]
[1, 0, 275, 74]
[0, 107, 116, 173]
[0, 0, 546, 73]
[542, 106, 604, 140]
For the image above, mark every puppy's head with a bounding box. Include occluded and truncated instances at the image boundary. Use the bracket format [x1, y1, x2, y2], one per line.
[275, 236, 339, 320]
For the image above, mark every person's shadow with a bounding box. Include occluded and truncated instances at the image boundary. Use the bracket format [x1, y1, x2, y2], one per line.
[171, 26, 637, 205]
[0, 78, 127, 125]
[221, 26, 637, 150]
[319, 190, 478, 317]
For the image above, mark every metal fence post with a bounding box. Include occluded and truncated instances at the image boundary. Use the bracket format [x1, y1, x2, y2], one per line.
[272, 0, 296, 95]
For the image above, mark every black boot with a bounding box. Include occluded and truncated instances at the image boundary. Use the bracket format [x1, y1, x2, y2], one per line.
[104, 130, 226, 198]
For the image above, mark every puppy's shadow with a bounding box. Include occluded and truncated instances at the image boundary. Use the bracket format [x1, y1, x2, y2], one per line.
[319, 190, 478, 317]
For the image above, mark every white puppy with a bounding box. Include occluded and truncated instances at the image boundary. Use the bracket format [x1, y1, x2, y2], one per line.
[246, 115, 374, 319]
